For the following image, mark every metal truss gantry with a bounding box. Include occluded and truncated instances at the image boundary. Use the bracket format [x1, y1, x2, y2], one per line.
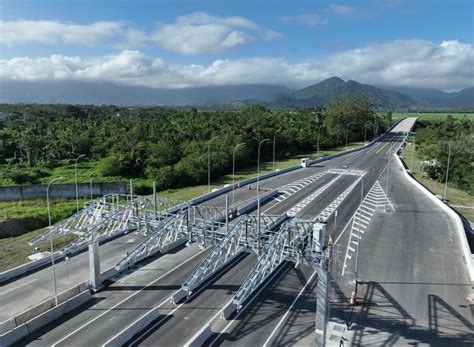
[181, 213, 287, 296]
[232, 218, 321, 308]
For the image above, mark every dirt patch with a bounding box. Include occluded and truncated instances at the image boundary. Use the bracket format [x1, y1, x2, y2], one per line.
[0, 217, 47, 238]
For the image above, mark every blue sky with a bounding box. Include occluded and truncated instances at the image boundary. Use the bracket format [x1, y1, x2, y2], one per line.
[1, 0, 473, 90]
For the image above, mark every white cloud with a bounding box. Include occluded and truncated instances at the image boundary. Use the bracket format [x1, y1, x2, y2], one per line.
[280, 14, 328, 27]
[329, 4, 363, 18]
[0, 14, 281, 54]
[1, 40, 472, 91]
[151, 12, 282, 54]
[0, 20, 126, 46]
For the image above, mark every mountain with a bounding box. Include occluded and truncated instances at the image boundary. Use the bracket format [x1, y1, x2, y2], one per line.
[378, 85, 474, 109]
[1, 78, 472, 109]
[271, 77, 422, 109]
[0, 80, 292, 106]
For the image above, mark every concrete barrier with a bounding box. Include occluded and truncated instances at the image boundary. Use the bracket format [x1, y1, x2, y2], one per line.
[0, 228, 134, 285]
[0, 251, 63, 284]
[103, 307, 160, 347]
[184, 324, 213, 347]
[0, 320, 16, 337]
[237, 191, 279, 216]
[0, 290, 91, 346]
[222, 302, 238, 320]
[172, 289, 187, 304]
[25, 290, 91, 333]
[101, 266, 119, 282]
[0, 323, 29, 347]
[395, 153, 474, 282]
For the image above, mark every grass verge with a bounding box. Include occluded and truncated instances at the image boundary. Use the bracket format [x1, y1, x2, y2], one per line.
[401, 141, 474, 222]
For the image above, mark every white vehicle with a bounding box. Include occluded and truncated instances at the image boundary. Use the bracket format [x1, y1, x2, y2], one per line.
[301, 158, 310, 168]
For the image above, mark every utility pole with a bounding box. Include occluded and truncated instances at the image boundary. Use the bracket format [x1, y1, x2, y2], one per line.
[385, 146, 392, 212]
[443, 142, 451, 202]
[410, 134, 416, 171]
[207, 136, 219, 193]
[74, 154, 86, 213]
[345, 122, 355, 150]
[232, 143, 246, 205]
[272, 130, 280, 172]
[47, 176, 64, 306]
[364, 121, 371, 143]
[257, 138, 270, 198]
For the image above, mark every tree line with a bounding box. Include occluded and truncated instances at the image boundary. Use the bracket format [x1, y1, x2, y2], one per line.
[415, 115, 473, 194]
[0, 96, 387, 190]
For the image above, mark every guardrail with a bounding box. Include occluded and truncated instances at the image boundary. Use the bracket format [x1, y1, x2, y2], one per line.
[394, 130, 474, 282]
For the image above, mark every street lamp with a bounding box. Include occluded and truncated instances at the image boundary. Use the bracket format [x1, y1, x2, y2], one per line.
[443, 141, 452, 201]
[364, 121, 371, 143]
[272, 130, 280, 172]
[47, 176, 64, 306]
[354, 175, 364, 295]
[257, 138, 270, 197]
[74, 154, 86, 213]
[207, 136, 219, 193]
[232, 143, 246, 205]
[345, 122, 355, 150]
[385, 145, 393, 212]
[316, 125, 321, 157]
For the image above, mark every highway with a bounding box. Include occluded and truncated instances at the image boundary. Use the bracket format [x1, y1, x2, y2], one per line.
[8, 117, 473, 346]
[0, 231, 147, 322]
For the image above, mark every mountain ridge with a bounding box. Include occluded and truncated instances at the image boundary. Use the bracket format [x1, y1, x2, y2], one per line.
[1, 78, 472, 110]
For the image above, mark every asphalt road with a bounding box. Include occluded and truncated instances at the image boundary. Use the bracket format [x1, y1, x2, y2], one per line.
[18, 243, 211, 346]
[8, 118, 472, 346]
[331, 152, 474, 346]
[0, 231, 147, 322]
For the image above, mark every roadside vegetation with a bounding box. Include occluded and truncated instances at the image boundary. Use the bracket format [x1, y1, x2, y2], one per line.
[0, 97, 387, 193]
[401, 115, 473, 221]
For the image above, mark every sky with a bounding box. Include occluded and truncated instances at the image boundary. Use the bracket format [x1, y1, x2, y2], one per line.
[0, 0, 473, 91]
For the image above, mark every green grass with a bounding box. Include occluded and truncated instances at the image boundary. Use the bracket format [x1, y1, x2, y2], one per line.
[401, 141, 474, 222]
[0, 198, 89, 223]
[157, 142, 365, 201]
[0, 228, 76, 272]
[393, 112, 474, 121]
[0, 141, 365, 271]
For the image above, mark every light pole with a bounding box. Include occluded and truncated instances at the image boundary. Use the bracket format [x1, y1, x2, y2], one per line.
[410, 134, 416, 171]
[443, 142, 452, 202]
[385, 145, 392, 212]
[316, 125, 321, 157]
[207, 136, 219, 193]
[47, 176, 64, 306]
[345, 122, 355, 150]
[257, 138, 270, 197]
[272, 130, 280, 172]
[74, 154, 86, 213]
[364, 121, 371, 143]
[354, 175, 364, 294]
[232, 143, 246, 206]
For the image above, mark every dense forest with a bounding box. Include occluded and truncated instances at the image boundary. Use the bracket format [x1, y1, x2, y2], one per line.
[0, 96, 388, 190]
[415, 116, 474, 194]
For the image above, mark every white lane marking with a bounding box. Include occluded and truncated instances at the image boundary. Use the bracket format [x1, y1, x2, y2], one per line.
[115, 267, 218, 347]
[182, 298, 233, 347]
[262, 270, 317, 347]
[208, 264, 287, 346]
[51, 247, 209, 346]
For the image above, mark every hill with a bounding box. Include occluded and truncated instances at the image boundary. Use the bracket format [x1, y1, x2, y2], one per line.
[270, 77, 422, 109]
[378, 86, 474, 109]
[1, 78, 472, 110]
[0, 80, 292, 107]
